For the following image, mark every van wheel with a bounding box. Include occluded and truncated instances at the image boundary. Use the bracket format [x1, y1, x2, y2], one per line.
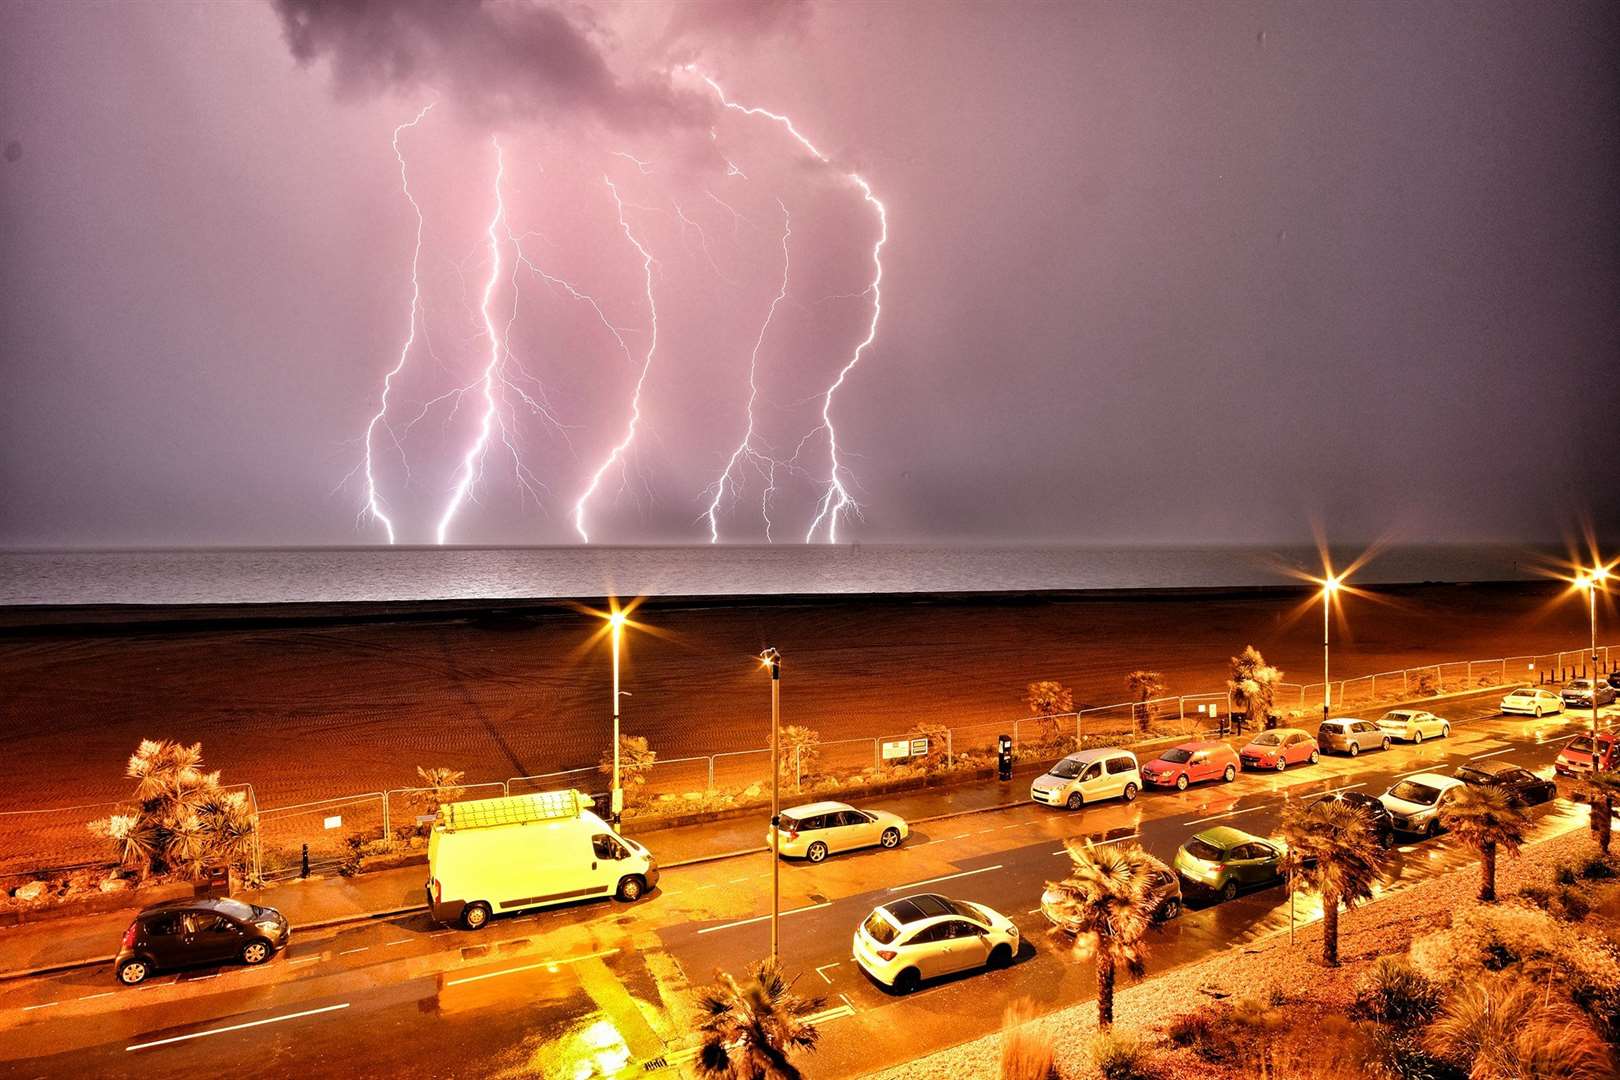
[616, 875, 646, 902]
[117, 959, 150, 986]
[461, 902, 491, 930]
[806, 841, 829, 863]
[893, 968, 920, 994]
[1219, 880, 1238, 903]
[241, 940, 272, 966]
[1066, 793, 1083, 811]
[1347, 742, 1360, 758]
[987, 944, 1012, 970]
[1122, 783, 1139, 802]
[1223, 765, 1236, 782]
[880, 828, 902, 849]
[1175, 774, 1189, 791]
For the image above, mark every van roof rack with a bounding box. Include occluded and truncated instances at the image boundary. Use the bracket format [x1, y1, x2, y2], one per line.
[440, 789, 595, 831]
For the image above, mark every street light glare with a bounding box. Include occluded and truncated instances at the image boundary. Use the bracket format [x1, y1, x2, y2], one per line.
[609, 610, 628, 629]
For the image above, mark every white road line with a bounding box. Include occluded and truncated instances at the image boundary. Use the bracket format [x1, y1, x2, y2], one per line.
[804, 1003, 856, 1025]
[444, 947, 620, 987]
[697, 903, 832, 935]
[184, 973, 220, 982]
[428, 931, 454, 938]
[126, 1003, 349, 1051]
[887, 865, 1003, 892]
[79, 992, 113, 1002]
[916, 838, 950, 846]
[977, 828, 995, 835]
[1027, 908, 1042, 915]
[1002, 823, 1023, 830]
[1470, 748, 1517, 760]
[1185, 806, 1266, 826]
[385, 939, 410, 947]
[22, 1001, 59, 1011]
[953, 833, 972, 840]
[338, 947, 368, 956]
[289, 956, 320, 965]
[728, 878, 749, 885]
[814, 961, 841, 983]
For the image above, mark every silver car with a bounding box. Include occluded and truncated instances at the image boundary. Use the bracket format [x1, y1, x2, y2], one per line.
[768, 801, 909, 863]
[1376, 709, 1450, 744]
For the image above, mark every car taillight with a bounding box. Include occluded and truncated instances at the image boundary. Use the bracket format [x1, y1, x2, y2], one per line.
[786, 830, 798, 841]
[877, 949, 897, 961]
[122, 922, 138, 949]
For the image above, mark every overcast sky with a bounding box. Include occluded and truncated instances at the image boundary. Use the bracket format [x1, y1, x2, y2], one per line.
[1, 1, 1615, 548]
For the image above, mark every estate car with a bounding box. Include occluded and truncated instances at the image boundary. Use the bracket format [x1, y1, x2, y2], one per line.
[768, 801, 909, 863]
[1317, 718, 1392, 757]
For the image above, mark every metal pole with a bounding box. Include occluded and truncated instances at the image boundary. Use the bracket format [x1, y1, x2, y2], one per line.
[764, 647, 782, 965]
[611, 618, 622, 826]
[1322, 588, 1331, 726]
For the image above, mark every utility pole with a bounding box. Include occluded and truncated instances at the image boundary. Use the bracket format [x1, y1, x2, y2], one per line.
[762, 647, 782, 965]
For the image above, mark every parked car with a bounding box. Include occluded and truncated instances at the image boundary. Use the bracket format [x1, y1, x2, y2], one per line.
[1239, 728, 1320, 771]
[1606, 670, 1620, 693]
[1317, 718, 1392, 757]
[852, 893, 1019, 992]
[1142, 741, 1240, 790]
[1029, 748, 1142, 810]
[1375, 709, 1450, 744]
[1042, 853, 1183, 925]
[1378, 773, 1466, 837]
[1172, 826, 1285, 902]
[769, 801, 908, 862]
[1501, 686, 1564, 717]
[115, 897, 290, 985]
[1562, 679, 1618, 709]
[1555, 730, 1619, 778]
[1313, 790, 1397, 848]
[1452, 759, 1557, 807]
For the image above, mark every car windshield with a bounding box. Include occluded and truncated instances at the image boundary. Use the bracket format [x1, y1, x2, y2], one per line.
[1389, 781, 1442, 806]
[1567, 738, 1595, 755]
[1048, 758, 1084, 779]
[863, 912, 897, 945]
[1567, 682, 1592, 691]
[1184, 838, 1224, 862]
[1249, 733, 1281, 747]
[1160, 749, 1192, 763]
[213, 898, 255, 921]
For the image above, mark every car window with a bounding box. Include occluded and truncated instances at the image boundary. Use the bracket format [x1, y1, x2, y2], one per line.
[1106, 757, 1134, 774]
[862, 912, 897, 945]
[145, 913, 182, 936]
[592, 834, 625, 860]
[185, 913, 228, 934]
[909, 924, 949, 944]
[1160, 749, 1192, 763]
[1081, 763, 1102, 781]
[949, 920, 987, 938]
[801, 815, 826, 831]
[840, 810, 869, 826]
[1505, 768, 1532, 783]
[1184, 838, 1223, 862]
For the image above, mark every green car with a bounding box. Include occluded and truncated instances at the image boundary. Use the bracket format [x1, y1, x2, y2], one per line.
[1172, 826, 1286, 902]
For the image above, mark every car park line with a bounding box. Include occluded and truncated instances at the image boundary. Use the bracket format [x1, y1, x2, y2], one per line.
[443, 947, 620, 987]
[815, 961, 841, 983]
[1184, 805, 1267, 826]
[697, 901, 833, 934]
[22, 1001, 59, 1011]
[1470, 748, 1517, 760]
[886, 865, 1003, 892]
[125, 1002, 350, 1051]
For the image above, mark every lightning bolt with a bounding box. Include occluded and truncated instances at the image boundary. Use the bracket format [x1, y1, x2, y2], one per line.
[695, 69, 889, 544]
[702, 200, 792, 543]
[434, 136, 509, 545]
[360, 102, 434, 543]
[571, 176, 659, 543]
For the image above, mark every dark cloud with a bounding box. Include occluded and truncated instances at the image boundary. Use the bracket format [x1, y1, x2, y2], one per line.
[271, 0, 707, 129]
[663, 0, 812, 43]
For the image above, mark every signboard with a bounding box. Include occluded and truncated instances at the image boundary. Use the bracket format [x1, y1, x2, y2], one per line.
[881, 739, 911, 761]
[323, 815, 343, 830]
[910, 737, 929, 757]
[415, 814, 438, 826]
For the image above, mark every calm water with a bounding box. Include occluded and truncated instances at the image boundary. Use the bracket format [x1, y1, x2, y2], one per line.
[0, 544, 1555, 607]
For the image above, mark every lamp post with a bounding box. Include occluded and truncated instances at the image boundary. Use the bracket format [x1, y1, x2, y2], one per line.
[1578, 566, 1610, 755]
[1321, 574, 1342, 726]
[609, 610, 627, 826]
[761, 646, 782, 965]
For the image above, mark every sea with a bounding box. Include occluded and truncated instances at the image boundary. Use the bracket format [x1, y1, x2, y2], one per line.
[0, 544, 1561, 608]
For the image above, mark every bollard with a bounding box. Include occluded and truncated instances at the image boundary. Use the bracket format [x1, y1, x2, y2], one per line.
[301, 843, 310, 879]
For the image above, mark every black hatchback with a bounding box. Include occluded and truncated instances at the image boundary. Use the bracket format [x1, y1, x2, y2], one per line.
[1313, 790, 1396, 848]
[115, 897, 290, 985]
[1452, 759, 1557, 807]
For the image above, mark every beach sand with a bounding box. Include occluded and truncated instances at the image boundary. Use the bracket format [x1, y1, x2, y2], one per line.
[0, 580, 1601, 814]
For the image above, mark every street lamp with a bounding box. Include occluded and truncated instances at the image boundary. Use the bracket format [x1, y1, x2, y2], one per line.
[1575, 567, 1610, 790]
[1320, 573, 1343, 726]
[761, 646, 782, 965]
[608, 609, 628, 826]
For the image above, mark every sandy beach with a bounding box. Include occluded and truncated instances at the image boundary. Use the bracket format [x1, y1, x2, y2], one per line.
[0, 579, 1603, 815]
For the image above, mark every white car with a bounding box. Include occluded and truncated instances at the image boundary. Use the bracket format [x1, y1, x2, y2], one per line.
[1029, 748, 1142, 810]
[1378, 773, 1466, 838]
[1376, 709, 1450, 744]
[853, 893, 1019, 992]
[767, 801, 908, 863]
[1501, 687, 1564, 718]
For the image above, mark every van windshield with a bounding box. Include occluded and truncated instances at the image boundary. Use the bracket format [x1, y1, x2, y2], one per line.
[1048, 758, 1085, 779]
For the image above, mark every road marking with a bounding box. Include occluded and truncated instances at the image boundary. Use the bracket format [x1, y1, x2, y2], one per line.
[888, 865, 1003, 892]
[1002, 823, 1023, 830]
[290, 956, 320, 965]
[184, 973, 220, 982]
[22, 1001, 59, 1011]
[1185, 806, 1266, 826]
[953, 833, 972, 840]
[915, 837, 950, 846]
[977, 828, 995, 835]
[697, 902, 832, 935]
[79, 992, 113, 1002]
[1470, 748, 1517, 760]
[338, 947, 368, 956]
[385, 939, 410, 947]
[444, 947, 620, 987]
[814, 961, 841, 983]
[804, 1002, 856, 1025]
[1027, 907, 1042, 914]
[126, 1003, 350, 1051]
[429, 931, 454, 938]
[728, 878, 750, 885]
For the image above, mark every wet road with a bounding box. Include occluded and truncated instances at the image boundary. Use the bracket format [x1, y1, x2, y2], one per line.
[2, 690, 1612, 1079]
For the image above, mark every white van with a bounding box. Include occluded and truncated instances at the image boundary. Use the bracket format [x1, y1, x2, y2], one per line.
[425, 790, 658, 930]
[1030, 748, 1141, 810]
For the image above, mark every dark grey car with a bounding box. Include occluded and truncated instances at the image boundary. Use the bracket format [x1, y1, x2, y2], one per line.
[115, 897, 290, 985]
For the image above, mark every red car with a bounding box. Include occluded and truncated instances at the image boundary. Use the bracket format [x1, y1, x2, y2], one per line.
[1142, 740, 1241, 790]
[1239, 728, 1321, 772]
[1555, 730, 1618, 779]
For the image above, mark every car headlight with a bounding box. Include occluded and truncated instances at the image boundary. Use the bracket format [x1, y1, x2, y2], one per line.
[255, 919, 282, 934]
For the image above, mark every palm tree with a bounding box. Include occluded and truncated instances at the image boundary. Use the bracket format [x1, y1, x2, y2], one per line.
[1439, 783, 1531, 902]
[1584, 769, 1620, 856]
[1042, 840, 1159, 1028]
[1124, 670, 1166, 736]
[695, 960, 824, 1080]
[1280, 797, 1385, 967]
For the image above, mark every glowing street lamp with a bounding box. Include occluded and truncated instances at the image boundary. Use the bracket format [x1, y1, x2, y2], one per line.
[1574, 566, 1611, 796]
[607, 608, 629, 826]
[1320, 572, 1343, 726]
[760, 647, 782, 964]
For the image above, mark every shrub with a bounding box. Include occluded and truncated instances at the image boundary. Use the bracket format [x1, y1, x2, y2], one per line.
[1556, 862, 1581, 886]
[599, 735, 656, 804]
[1425, 973, 1613, 1080]
[1026, 681, 1075, 739]
[1411, 671, 1440, 696]
[1089, 1028, 1153, 1080]
[999, 1001, 1056, 1080]
[1354, 957, 1442, 1028]
[1164, 1006, 1240, 1063]
[778, 725, 821, 786]
[1556, 885, 1593, 922]
[1579, 854, 1617, 880]
[904, 721, 952, 770]
[1363, 1026, 1465, 1080]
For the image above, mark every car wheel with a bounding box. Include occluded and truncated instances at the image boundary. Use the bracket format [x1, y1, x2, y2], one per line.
[461, 901, 491, 931]
[1441, 725, 1450, 739]
[241, 940, 272, 966]
[987, 943, 1013, 970]
[1224, 764, 1237, 782]
[894, 968, 920, 994]
[1159, 898, 1181, 921]
[117, 959, 150, 986]
[1122, 783, 1139, 802]
[1347, 742, 1360, 758]
[1274, 757, 1287, 772]
[616, 875, 647, 902]
[1380, 738, 1392, 752]
[1412, 730, 1423, 745]
[806, 841, 829, 863]
[880, 828, 902, 849]
[1308, 750, 1320, 765]
[1377, 830, 1395, 849]
[1534, 707, 1543, 718]
[1425, 820, 1440, 839]
[1176, 774, 1189, 791]
[1219, 880, 1238, 903]
[1066, 792, 1084, 811]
